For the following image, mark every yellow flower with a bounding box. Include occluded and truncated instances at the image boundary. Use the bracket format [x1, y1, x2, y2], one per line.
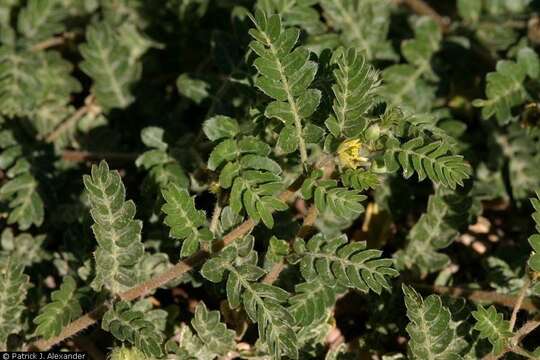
[337, 139, 369, 169]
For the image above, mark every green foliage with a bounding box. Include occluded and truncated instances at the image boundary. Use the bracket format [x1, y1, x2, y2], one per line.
[161, 183, 213, 256]
[384, 136, 472, 189]
[403, 285, 466, 359]
[0, 125, 44, 230]
[249, 10, 321, 164]
[201, 237, 298, 359]
[380, 17, 441, 112]
[289, 279, 342, 327]
[80, 22, 141, 110]
[102, 301, 165, 358]
[33, 276, 81, 339]
[0, 259, 29, 350]
[293, 233, 398, 293]
[205, 116, 288, 228]
[83, 161, 144, 294]
[3, 2, 540, 359]
[528, 191, 540, 272]
[166, 302, 235, 359]
[473, 48, 540, 125]
[301, 170, 368, 219]
[396, 189, 475, 274]
[472, 305, 513, 356]
[17, 0, 66, 43]
[320, 0, 395, 61]
[325, 47, 380, 138]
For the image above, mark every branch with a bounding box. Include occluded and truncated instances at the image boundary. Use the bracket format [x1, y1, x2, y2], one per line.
[510, 275, 531, 330]
[29, 174, 305, 351]
[396, 0, 450, 32]
[414, 284, 540, 312]
[31, 32, 77, 52]
[44, 95, 100, 144]
[61, 150, 138, 163]
[262, 204, 318, 285]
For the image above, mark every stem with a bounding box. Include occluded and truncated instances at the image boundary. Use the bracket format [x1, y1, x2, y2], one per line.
[61, 150, 138, 163]
[510, 275, 531, 331]
[413, 284, 540, 312]
[45, 95, 99, 143]
[262, 205, 318, 285]
[396, 0, 450, 32]
[30, 32, 77, 52]
[29, 174, 305, 351]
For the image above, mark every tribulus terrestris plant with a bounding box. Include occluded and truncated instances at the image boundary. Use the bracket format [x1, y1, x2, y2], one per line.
[3, 0, 540, 359]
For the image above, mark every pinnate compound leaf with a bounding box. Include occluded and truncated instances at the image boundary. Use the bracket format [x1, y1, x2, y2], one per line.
[0, 260, 29, 350]
[320, 0, 395, 61]
[191, 302, 235, 356]
[0, 127, 44, 230]
[17, 0, 66, 42]
[83, 160, 144, 294]
[472, 305, 513, 356]
[326, 47, 380, 138]
[80, 22, 140, 110]
[289, 279, 342, 327]
[102, 301, 164, 358]
[294, 233, 398, 293]
[203, 115, 239, 141]
[473, 49, 539, 124]
[248, 10, 320, 163]
[528, 191, 540, 272]
[176, 73, 210, 104]
[202, 242, 298, 359]
[403, 285, 466, 359]
[161, 183, 213, 257]
[396, 189, 474, 274]
[33, 276, 82, 339]
[384, 137, 471, 189]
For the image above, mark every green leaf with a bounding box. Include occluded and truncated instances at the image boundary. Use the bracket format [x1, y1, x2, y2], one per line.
[191, 302, 235, 356]
[457, 0, 482, 22]
[83, 160, 145, 294]
[396, 189, 474, 274]
[202, 242, 298, 359]
[384, 137, 471, 189]
[33, 276, 82, 339]
[203, 115, 239, 141]
[102, 301, 164, 358]
[0, 259, 29, 350]
[528, 191, 540, 272]
[161, 183, 213, 257]
[320, 0, 396, 61]
[472, 305, 513, 356]
[341, 168, 379, 191]
[402, 285, 466, 359]
[0, 47, 38, 117]
[289, 279, 342, 327]
[327, 47, 380, 138]
[310, 180, 367, 219]
[249, 10, 320, 165]
[17, 0, 66, 43]
[80, 22, 140, 110]
[380, 17, 441, 112]
[294, 233, 398, 293]
[472, 60, 528, 124]
[140, 126, 167, 151]
[177, 73, 210, 104]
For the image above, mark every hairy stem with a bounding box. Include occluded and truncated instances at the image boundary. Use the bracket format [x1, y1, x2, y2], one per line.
[29, 174, 305, 351]
[44, 95, 99, 143]
[413, 284, 540, 312]
[510, 274, 531, 330]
